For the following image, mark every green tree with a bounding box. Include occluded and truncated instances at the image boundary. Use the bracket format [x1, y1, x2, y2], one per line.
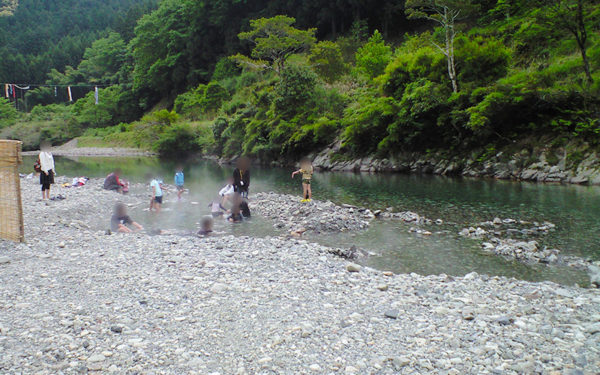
[354, 30, 392, 79]
[308, 41, 348, 83]
[274, 65, 318, 117]
[406, 0, 479, 92]
[537, 0, 594, 83]
[0, 0, 17, 16]
[234, 15, 316, 74]
[77, 32, 130, 84]
[0, 97, 17, 128]
[212, 57, 241, 81]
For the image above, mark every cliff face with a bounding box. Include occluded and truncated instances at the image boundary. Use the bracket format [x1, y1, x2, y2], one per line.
[312, 141, 600, 185]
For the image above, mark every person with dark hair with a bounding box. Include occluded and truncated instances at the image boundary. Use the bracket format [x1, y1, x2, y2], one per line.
[228, 194, 244, 223]
[103, 169, 127, 193]
[38, 141, 55, 200]
[197, 216, 214, 236]
[110, 203, 143, 233]
[233, 157, 250, 199]
[240, 200, 251, 218]
[174, 166, 185, 201]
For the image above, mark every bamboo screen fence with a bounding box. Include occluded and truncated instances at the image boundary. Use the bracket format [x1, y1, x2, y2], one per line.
[0, 140, 24, 242]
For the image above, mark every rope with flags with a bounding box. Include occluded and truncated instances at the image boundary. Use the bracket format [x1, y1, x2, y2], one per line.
[1, 82, 113, 110]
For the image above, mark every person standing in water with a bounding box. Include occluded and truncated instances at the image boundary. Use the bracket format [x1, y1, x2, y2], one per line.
[174, 166, 185, 201]
[233, 157, 250, 199]
[149, 177, 164, 213]
[38, 141, 55, 200]
[292, 157, 314, 202]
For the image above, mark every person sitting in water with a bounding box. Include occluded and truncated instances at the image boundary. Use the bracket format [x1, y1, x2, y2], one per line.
[240, 200, 251, 218]
[104, 169, 127, 194]
[111, 203, 143, 233]
[209, 199, 228, 218]
[218, 177, 235, 206]
[197, 216, 214, 236]
[228, 195, 244, 223]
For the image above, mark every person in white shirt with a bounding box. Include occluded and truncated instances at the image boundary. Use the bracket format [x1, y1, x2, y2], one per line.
[149, 178, 164, 213]
[219, 177, 235, 207]
[38, 141, 55, 200]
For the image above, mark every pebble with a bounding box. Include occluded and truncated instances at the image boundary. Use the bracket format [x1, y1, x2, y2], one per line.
[87, 354, 106, 362]
[0, 176, 597, 374]
[309, 364, 321, 372]
[0, 256, 10, 264]
[346, 263, 361, 272]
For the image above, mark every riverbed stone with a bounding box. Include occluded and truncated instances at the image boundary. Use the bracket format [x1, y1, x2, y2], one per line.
[0, 176, 598, 374]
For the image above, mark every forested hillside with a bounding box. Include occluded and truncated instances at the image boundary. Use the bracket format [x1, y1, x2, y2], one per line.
[0, 0, 599, 169]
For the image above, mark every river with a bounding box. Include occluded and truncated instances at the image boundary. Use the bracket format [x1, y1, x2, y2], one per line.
[20, 155, 599, 286]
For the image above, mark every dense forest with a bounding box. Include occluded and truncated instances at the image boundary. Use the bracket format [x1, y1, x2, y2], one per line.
[0, 0, 599, 165]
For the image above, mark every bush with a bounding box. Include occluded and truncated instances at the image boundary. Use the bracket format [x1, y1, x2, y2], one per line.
[274, 65, 317, 118]
[154, 123, 202, 158]
[342, 95, 397, 155]
[354, 30, 392, 79]
[212, 57, 241, 81]
[0, 98, 17, 128]
[308, 41, 348, 83]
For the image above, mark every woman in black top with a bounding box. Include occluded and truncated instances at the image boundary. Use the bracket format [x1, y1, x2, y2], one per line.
[233, 157, 250, 198]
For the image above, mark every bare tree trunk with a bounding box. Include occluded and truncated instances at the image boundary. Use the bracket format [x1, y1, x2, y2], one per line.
[580, 46, 593, 83]
[576, 0, 593, 83]
[444, 8, 459, 93]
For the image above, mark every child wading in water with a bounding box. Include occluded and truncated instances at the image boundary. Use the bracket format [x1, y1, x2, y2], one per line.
[292, 157, 314, 202]
[174, 167, 185, 201]
[149, 177, 164, 213]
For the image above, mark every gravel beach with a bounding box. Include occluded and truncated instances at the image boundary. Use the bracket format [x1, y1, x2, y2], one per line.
[1, 177, 599, 374]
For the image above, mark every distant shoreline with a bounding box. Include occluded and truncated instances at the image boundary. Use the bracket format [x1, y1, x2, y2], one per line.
[22, 147, 155, 157]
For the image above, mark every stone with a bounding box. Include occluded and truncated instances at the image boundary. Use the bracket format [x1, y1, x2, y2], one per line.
[58, 241, 66, 248]
[496, 317, 513, 326]
[87, 354, 105, 362]
[0, 256, 10, 264]
[462, 308, 475, 321]
[309, 364, 321, 372]
[392, 357, 410, 370]
[346, 263, 361, 272]
[384, 310, 399, 319]
[376, 284, 388, 291]
[110, 325, 123, 334]
[258, 357, 272, 365]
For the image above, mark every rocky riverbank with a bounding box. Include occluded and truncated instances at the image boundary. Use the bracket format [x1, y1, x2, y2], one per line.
[22, 139, 155, 157]
[312, 140, 600, 185]
[1, 177, 600, 374]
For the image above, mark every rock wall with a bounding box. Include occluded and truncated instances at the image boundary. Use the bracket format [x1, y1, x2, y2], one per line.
[312, 141, 600, 185]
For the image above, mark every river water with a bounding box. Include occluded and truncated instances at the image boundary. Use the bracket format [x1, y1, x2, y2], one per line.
[21, 155, 600, 286]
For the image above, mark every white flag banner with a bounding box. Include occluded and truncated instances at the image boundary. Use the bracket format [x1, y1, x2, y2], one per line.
[4, 84, 8, 98]
[68, 86, 73, 102]
[94, 86, 99, 105]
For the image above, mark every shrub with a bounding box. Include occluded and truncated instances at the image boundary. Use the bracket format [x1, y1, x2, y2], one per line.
[0, 98, 17, 128]
[354, 30, 392, 79]
[274, 65, 317, 118]
[342, 96, 397, 155]
[308, 41, 348, 83]
[212, 57, 242, 81]
[154, 123, 201, 158]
